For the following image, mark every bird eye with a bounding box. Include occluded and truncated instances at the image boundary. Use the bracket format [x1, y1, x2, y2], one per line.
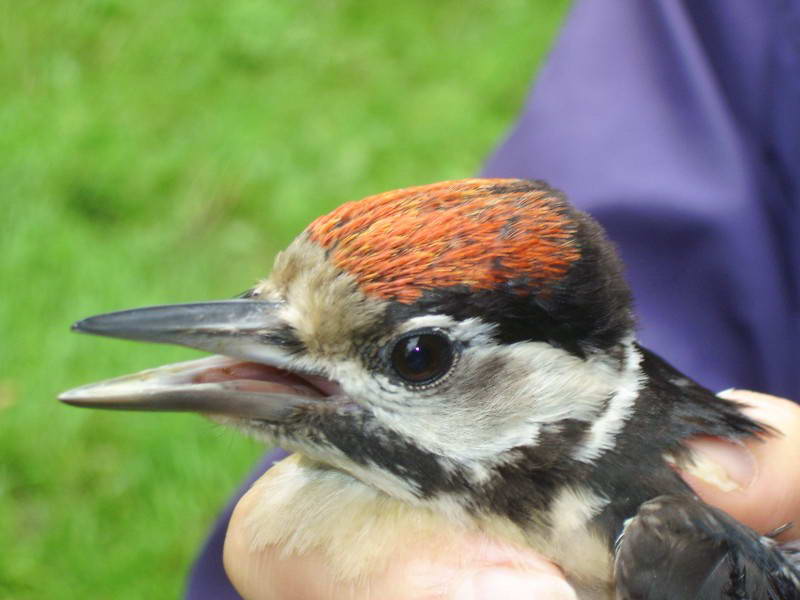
[390, 330, 455, 386]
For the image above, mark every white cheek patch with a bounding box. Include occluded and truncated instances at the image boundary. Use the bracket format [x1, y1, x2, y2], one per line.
[369, 338, 625, 468]
[496, 342, 621, 425]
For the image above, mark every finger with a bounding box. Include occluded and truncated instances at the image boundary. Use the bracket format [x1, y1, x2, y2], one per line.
[224, 485, 577, 600]
[224, 548, 577, 600]
[680, 390, 800, 539]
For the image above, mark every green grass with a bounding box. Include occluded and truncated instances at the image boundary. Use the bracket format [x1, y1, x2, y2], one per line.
[0, 1, 570, 597]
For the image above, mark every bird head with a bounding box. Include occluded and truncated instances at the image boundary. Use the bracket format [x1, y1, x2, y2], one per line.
[61, 178, 639, 512]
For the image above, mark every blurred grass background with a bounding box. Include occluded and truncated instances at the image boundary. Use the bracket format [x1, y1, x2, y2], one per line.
[0, 1, 570, 597]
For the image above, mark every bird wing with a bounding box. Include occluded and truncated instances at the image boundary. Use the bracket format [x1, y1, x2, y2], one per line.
[614, 495, 800, 599]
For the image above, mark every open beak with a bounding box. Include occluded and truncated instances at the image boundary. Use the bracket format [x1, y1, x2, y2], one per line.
[59, 300, 339, 421]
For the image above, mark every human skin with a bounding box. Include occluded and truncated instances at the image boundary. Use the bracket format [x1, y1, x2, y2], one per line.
[223, 390, 800, 600]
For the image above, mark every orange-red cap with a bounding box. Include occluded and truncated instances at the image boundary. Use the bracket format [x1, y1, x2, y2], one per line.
[306, 179, 580, 304]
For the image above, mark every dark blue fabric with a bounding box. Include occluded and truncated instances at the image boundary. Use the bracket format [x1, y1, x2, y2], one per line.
[186, 1, 799, 596]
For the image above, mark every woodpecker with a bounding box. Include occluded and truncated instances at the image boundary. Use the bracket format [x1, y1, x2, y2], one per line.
[61, 179, 800, 599]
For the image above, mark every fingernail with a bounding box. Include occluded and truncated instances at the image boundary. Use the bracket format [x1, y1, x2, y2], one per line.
[681, 393, 759, 493]
[453, 568, 577, 600]
[683, 436, 757, 491]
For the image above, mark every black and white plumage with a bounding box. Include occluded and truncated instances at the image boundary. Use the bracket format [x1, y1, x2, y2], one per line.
[60, 179, 800, 599]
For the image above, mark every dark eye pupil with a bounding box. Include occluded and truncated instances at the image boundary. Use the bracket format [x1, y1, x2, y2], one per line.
[391, 333, 453, 384]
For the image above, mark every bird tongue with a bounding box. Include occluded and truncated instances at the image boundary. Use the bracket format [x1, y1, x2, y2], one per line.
[194, 361, 328, 397]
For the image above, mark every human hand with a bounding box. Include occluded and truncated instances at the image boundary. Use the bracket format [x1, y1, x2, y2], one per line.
[223, 390, 800, 600]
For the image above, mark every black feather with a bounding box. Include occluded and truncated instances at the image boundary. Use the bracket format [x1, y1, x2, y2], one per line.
[615, 495, 800, 599]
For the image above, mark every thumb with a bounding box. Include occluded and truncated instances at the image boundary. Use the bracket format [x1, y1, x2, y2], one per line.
[680, 390, 800, 539]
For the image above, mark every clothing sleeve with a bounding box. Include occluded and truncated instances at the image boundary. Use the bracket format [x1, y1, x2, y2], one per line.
[483, 0, 799, 399]
[185, 1, 799, 596]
